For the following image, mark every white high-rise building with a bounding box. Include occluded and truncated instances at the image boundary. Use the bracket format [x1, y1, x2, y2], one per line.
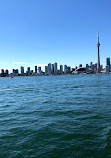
[21, 66, 24, 75]
[64, 65, 67, 74]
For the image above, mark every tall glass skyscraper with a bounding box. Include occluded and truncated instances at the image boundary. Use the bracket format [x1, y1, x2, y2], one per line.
[21, 66, 24, 75]
[106, 57, 110, 66]
[54, 62, 57, 74]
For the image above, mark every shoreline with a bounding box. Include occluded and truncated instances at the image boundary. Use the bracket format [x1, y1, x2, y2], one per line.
[0, 72, 111, 78]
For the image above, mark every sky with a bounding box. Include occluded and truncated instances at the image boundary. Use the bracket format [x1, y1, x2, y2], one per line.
[0, 0, 111, 72]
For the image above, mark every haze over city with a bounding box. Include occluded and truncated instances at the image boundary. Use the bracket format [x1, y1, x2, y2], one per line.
[0, 0, 111, 72]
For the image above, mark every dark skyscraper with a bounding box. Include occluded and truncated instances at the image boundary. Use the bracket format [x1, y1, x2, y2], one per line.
[38, 67, 41, 74]
[106, 57, 110, 67]
[97, 32, 100, 73]
[35, 66, 37, 73]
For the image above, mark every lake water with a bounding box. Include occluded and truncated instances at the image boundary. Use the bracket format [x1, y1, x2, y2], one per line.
[0, 74, 111, 158]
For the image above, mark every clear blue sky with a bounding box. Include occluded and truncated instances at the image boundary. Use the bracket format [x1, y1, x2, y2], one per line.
[0, 0, 111, 72]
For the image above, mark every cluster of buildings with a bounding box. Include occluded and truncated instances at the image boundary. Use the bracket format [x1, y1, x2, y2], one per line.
[0, 33, 111, 77]
[0, 58, 111, 77]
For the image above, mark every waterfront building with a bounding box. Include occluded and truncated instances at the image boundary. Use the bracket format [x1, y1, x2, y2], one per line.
[51, 64, 54, 74]
[106, 65, 110, 73]
[38, 67, 41, 74]
[1, 69, 4, 74]
[60, 65, 63, 74]
[64, 65, 67, 74]
[73, 67, 86, 74]
[5, 70, 9, 76]
[86, 64, 90, 73]
[97, 32, 101, 73]
[1, 69, 5, 77]
[21, 66, 24, 75]
[26, 67, 30, 75]
[54, 62, 57, 74]
[90, 62, 93, 72]
[91, 64, 95, 73]
[45, 66, 48, 74]
[106, 57, 110, 68]
[48, 63, 51, 74]
[67, 66, 71, 73]
[35, 66, 37, 73]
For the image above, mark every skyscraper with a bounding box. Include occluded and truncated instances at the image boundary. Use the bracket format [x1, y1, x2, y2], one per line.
[51, 64, 54, 74]
[35, 66, 37, 73]
[106, 57, 110, 67]
[48, 63, 51, 74]
[54, 62, 57, 74]
[38, 67, 41, 74]
[106, 57, 110, 73]
[97, 32, 100, 73]
[45, 66, 48, 74]
[60, 65, 63, 74]
[64, 65, 67, 74]
[21, 66, 24, 75]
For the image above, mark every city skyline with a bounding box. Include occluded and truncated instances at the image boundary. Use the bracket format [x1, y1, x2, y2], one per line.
[0, 54, 111, 76]
[0, 0, 111, 70]
[0, 31, 111, 74]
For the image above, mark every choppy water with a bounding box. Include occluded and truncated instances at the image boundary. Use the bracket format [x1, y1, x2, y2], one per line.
[0, 74, 111, 158]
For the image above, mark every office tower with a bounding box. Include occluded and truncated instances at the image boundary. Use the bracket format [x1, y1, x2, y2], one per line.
[1, 69, 4, 76]
[54, 62, 57, 74]
[60, 65, 63, 74]
[38, 67, 41, 74]
[67, 66, 71, 73]
[21, 66, 24, 75]
[51, 64, 54, 74]
[35, 66, 37, 73]
[48, 63, 51, 74]
[90, 62, 93, 72]
[45, 66, 48, 74]
[5, 70, 9, 76]
[1, 69, 4, 74]
[106, 57, 110, 72]
[106, 58, 110, 67]
[97, 32, 100, 73]
[64, 65, 67, 74]
[106, 65, 110, 73]
[91, 64, 95, 73]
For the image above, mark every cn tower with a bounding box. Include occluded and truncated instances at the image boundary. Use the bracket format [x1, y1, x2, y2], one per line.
[97, 32, 100, 73]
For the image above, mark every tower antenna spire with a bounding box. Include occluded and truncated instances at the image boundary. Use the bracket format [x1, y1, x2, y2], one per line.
[97, 31, 100, 73]
[97, 31, 99, 43]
